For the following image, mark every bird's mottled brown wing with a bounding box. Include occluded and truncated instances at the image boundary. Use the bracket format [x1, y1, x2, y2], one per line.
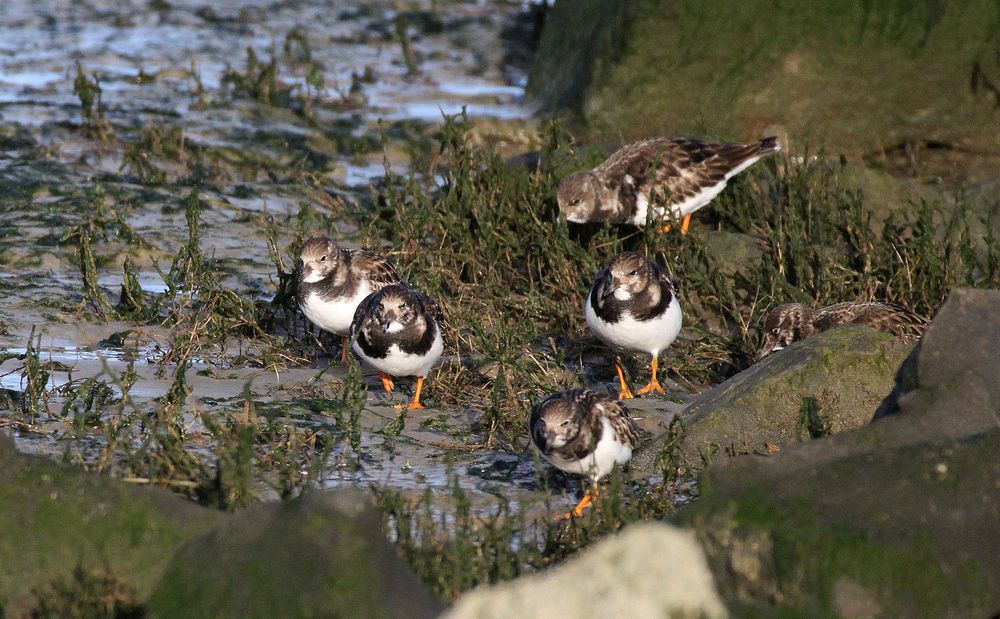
[349, 249, 402, 290]
[650, 260, 678, 297]
[816, 301, 929, 337]
[653, 137, 777, 208]
[413, 289, 445, 329]
[576, 390, 640, 449]
[596, 138, 679, 216]
[349, 286, 382, 340]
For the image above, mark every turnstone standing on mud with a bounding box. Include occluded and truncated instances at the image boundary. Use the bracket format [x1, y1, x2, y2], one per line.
[530, 388, 640, 518]
[756, 301, 930, 361]
[558, 136, 780, 233]
[297, 237, 401, 364]
[586, 252, 682, 399]
[351, 283, 444, 409]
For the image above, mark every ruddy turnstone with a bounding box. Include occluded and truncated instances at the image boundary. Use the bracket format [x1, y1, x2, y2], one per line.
[756, 301, 930, 361]
[586, 252, 683, 399]
[296, 237, 401, 364]
[530, 388, 640, 518]
[350, 283, 444, 409]
[558, 136, 780, 233]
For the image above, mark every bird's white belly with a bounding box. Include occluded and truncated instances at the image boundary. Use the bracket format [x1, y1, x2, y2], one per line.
[353, 330, 444, 378]
[586, 297, 682, 356]
[299, 284, 370, 336]
[548, 418, 632, 481]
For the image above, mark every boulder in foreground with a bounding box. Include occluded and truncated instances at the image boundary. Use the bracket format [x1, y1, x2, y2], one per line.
[148, 489, 443, 619]
[444, 522, 728, 619]
[677, 287, 1000, 617]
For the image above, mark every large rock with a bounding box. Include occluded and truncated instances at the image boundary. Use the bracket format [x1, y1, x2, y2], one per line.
[444, 522, 728, 619]
[529, 1, 1000, 158]
[632, 325, 911, 475]
[0, 434, 223, 615]
[676, 287, 1000, 617]
[147, 489, 442, 619]
[876, 286, 999, 425]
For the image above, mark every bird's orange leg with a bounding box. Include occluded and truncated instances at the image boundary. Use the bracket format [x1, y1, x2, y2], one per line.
[636, 355, 666, 395]
[380, 372, 395, 395]
[407, 376, 426, 410]
[680, 214, 693, 235]
[559, 484, 599, 520]
[614, 356, 635, 400]
[659, 223, 672, 235]
[340, 337, 350, 365]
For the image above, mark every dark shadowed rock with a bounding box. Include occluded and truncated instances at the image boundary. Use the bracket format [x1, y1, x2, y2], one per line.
[0, 434, 223, 615]
[675, 287, 1000, 617]
[147, 489, 442, 619]
[875, 286, 1000, 425]
[632, 325, 911, 475]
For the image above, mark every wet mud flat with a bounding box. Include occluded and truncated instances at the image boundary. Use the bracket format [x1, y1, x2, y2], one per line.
[0, 0, 699, 529]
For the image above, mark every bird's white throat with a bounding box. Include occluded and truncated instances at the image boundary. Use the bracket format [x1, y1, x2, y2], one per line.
[301, 270, 324, 284]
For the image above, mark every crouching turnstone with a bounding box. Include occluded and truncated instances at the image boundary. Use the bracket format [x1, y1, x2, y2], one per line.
[297, 237, 401, 364]
[558, 136, 780, 234]
[586, 252, 682, 399]
[351, 283, 444, 409]
[530, 388, 640, 518]
[756, 301, 930, 361]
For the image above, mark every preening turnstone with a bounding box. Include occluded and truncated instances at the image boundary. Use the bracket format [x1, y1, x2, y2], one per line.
[558, 136, 780, 233]
[756, 301, 930, 361]
[350, 283, 444, 409]
[586, 252, 682, 399]
[530, 388, 640, 518]
[296, 237, 401, 364]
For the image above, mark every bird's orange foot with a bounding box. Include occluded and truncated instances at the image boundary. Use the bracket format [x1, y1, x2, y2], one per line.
[636, 356, 665, 396]
[380, 372, 395, 395]
[406, 376, 426, 409]
[614, 357, 634, 400]
[558, 492, 595, 521]
[636, 378, 666, 395]
[340, 337, 350, 365]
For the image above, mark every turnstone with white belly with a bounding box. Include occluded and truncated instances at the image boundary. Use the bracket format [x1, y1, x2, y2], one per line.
[586, 252, 682, 399]
[558, 136, 780, 234]
[296, 237, 401, 364]
[756, 301, 929, 361]
[350, 283, 444, 409]
[530, 388, 640, 518]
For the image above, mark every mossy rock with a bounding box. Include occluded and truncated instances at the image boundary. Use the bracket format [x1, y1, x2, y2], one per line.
[632, 325, 911, 475]
[674, 287, 1000, 616]
[678, 429, 1000, 617]
[530, 0, 1000, 157]
[0, 434, 223, 615]
[147, 490, 442, 619]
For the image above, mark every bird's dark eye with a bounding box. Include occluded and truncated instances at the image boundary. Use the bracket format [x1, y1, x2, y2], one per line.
[320, 255, 327, 262]
[629, 270, 637, 276]
[771, 328, 780, 335]
[560, 420, 569, 427]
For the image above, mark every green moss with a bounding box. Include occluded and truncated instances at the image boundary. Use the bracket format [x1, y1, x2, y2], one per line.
[679, 430, 1000, 616]
[532, 0, 1000, 156]
[0, 439, 221, 615]
[687, 485, 978, 616]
